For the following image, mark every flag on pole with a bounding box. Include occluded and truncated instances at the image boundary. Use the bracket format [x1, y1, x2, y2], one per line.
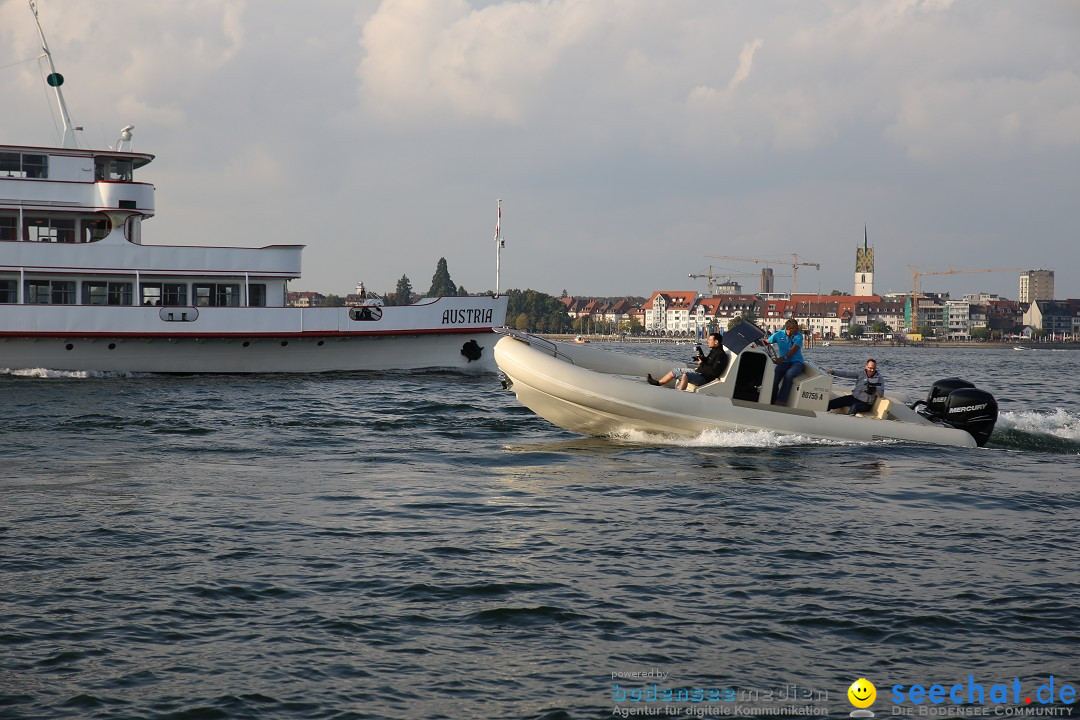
[494, 203, 501, 243]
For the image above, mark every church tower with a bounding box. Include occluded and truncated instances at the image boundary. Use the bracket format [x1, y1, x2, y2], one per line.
[854, 226, 874, 296]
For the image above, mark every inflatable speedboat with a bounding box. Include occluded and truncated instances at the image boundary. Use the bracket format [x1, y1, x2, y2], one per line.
[493, 323, 998, 448]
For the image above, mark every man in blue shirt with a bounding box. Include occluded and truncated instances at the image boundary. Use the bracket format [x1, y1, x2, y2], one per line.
[763, 319, 804, 405]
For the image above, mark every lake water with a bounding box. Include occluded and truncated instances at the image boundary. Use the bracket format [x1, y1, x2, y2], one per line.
[1, 344, 1078, 719]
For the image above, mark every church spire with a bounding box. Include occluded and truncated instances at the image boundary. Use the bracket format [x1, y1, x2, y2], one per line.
[855, 225, 874, 296]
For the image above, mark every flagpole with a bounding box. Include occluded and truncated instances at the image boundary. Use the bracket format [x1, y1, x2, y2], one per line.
[494, 199, 502, 297]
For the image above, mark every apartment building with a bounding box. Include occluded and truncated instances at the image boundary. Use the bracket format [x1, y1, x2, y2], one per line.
[1019, 270, 1054, 303]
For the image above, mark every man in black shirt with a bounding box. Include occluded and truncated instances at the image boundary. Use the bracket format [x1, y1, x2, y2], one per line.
[648, 332, 729, 391]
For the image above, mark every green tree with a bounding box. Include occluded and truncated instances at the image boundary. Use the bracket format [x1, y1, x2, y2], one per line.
[505, 289, 572, 333]
[870, 321, 890, 335]
[848, 323, 865, 337]
[389, 274, 413, 306]
[456, 284, 467, 296]
[971, 327, 991, 340]
[321, 294, 345, 307]
[427, 258, 458, 297]
[514, 313, 530, 331]
[916, 323, 933, 337]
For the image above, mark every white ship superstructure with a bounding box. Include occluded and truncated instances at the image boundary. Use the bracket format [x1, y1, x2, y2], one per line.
[0, 2, 506, 374]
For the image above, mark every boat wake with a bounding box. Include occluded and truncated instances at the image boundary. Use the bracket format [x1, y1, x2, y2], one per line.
[607, 427, 848, 448]
[989, 409, 1080, 454]
[0, 367, 152, 380]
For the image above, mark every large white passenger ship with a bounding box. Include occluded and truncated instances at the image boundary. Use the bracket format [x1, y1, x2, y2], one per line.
[0, 2, 507, 375]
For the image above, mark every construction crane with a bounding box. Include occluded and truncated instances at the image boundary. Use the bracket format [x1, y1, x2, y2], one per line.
[707, 254, 821, 293]
[908, 266, 1023, 332]
[688, 265, 788, 295]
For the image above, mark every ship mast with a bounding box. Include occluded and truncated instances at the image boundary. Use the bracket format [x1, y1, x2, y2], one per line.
[29, 0, 79, 148]
[494, 199, 504, 297]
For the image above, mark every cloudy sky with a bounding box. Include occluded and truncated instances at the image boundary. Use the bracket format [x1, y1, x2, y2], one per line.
[3, 0, 1078, 300]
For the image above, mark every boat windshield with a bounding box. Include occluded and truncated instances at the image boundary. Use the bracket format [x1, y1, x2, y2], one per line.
[723, 321, 766, 354]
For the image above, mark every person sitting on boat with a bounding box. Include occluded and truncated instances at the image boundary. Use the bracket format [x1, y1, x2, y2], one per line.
[826, 358, 884, 415]
[758, 319, 805, 405]
[648, 332, 728, 391]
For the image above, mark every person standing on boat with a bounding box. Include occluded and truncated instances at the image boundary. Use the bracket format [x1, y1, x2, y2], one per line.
[648, 332, 728, 391]
[826, 359, 884, 415]
[761, 319, 805, 405]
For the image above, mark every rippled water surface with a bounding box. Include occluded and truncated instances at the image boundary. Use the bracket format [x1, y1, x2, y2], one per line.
[2, 344, 1078, 719]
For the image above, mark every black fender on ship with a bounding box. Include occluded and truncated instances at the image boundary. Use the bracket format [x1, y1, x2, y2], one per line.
[461, 339, 484, 362]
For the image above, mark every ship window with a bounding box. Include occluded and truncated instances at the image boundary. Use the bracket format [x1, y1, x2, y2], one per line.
[141, 284, 161, 306]
[0, 279, 15, 303]
[25, 216, 76, 243]
[141, 282, 188, 306]
[164, 283, 187, 305]
[83, 281, 132, 306]
[194, 283, 241, 307]
[0, 151, 48, 179]
[25, 280, 75, 304]
[0, 216, 15, 242]
[82, 218, 111, 243]
[94, 158, 133, 182]
[248, 284, 267, 307]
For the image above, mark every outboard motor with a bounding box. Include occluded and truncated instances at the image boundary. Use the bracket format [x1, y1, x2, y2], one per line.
[922, 377, 976, 418]
[942, 387, 998, 447]
[913, 377, 998, 446]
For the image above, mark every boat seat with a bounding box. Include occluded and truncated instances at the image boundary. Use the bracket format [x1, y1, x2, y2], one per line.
[854, 397, 892, 420]
[686, 379, 723, 395]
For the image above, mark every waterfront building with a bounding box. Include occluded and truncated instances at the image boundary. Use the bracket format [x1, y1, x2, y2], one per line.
[1024, 299, 1080, 338]
[690, 296, 724, 336]
[286, 291, 324, 307]
[643, 290, 697, 335]
[711, 294, 761, 331]
[986, 300, 1023, 336]
[945, 300, 973, 340]
[1019, 269, 1054, 303]
[759, 268, 775, 294]
[962, 292, 1005, 303]
[604, 299, 638, 328]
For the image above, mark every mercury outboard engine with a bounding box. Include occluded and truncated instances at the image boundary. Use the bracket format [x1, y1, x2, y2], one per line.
[912, 377, 998, 447]
[943, 386, 998, 447]
[923, 377, 976, 418]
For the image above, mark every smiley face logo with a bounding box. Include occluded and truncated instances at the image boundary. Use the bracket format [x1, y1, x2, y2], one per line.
[848, 678, 877, 709]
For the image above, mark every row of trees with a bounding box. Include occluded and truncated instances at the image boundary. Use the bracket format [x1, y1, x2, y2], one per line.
[507, 289, 574, 333]
[369, 259, 649, 334]
[368, 260, 581, 333]
[374, 258, 471, 306]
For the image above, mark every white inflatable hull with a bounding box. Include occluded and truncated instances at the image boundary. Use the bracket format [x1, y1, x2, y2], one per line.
[494, 333, 981, 447]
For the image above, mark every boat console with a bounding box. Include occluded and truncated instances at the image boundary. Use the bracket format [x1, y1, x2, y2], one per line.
[693, 320, 835, 411]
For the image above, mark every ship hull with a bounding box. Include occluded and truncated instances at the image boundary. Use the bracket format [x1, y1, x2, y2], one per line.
[0, 297, 507, 374]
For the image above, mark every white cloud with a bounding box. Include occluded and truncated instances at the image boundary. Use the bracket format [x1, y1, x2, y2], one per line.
[728, 38, 764, 95]
[888, 71, 1080, 162]
[2, 0, 1078, 297]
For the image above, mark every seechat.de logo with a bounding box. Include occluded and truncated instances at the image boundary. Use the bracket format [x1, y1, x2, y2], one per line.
[848, 678, 877, 718]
